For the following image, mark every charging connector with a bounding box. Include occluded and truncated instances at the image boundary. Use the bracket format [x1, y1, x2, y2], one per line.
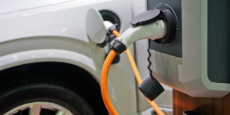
[111, 9, 174, 54]
[111, 9, 177, 54]
[104, 21, 116, 34]
[112, 20, 166, 54]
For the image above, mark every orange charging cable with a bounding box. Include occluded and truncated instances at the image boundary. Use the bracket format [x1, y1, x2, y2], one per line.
[101, 49, 118, 115]
[100, 30, 165, 115]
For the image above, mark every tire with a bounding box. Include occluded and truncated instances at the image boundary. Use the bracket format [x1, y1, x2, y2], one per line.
[0, 77, 95, 115]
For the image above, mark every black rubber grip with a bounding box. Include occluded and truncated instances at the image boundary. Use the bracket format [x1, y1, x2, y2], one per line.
[111, 39, 127, 54]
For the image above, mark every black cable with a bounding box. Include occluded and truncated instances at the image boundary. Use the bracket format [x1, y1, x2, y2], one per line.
[147, 39, 153, 78]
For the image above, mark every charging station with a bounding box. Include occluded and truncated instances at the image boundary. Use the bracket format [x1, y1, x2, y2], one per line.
[131, 0, 230, 114]
[146, 0, 230, 98]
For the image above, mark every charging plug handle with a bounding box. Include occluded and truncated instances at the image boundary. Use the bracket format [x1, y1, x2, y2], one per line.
[111, 8, 176, 54]
[111, 39, 127, 54]
[111, 20, 166, 54]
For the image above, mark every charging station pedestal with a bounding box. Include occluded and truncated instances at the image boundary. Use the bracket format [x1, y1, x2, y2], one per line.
[174, 89, 230, 115]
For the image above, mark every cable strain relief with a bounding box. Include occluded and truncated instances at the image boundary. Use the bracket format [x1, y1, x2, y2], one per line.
[111, 39, 127, 54]
[108, 26, 116, 34]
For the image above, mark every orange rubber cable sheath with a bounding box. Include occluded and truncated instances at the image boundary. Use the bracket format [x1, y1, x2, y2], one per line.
[100, 49, 119, 115]
[112, 29, 120, 38]
[112, 30, 165, 115]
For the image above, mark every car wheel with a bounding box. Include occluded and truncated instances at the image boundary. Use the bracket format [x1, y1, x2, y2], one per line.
[0, 77, 95, 115]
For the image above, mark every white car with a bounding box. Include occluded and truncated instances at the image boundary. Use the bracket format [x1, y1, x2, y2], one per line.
[0, 0, 172, 115]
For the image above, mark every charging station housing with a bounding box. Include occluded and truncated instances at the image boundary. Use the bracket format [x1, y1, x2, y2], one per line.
[146, 0, 230, 97]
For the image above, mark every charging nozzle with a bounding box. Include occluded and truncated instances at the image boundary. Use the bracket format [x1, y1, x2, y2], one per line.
[104, 21, 116, 34]
[111, 9, 168, 54]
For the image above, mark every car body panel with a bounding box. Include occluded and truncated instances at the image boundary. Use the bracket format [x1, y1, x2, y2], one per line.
[0, 0, 138, 115]
[0, 0, 74, 15]
[0, 0, 131, 43]
[0, 49, 97, 77]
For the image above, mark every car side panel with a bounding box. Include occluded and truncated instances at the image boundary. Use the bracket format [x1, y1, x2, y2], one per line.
[0, 0, 132, 43]
[0, 0, 137, 114]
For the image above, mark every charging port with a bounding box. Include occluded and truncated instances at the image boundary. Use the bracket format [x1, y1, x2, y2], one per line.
[99, 10, 121, 42]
